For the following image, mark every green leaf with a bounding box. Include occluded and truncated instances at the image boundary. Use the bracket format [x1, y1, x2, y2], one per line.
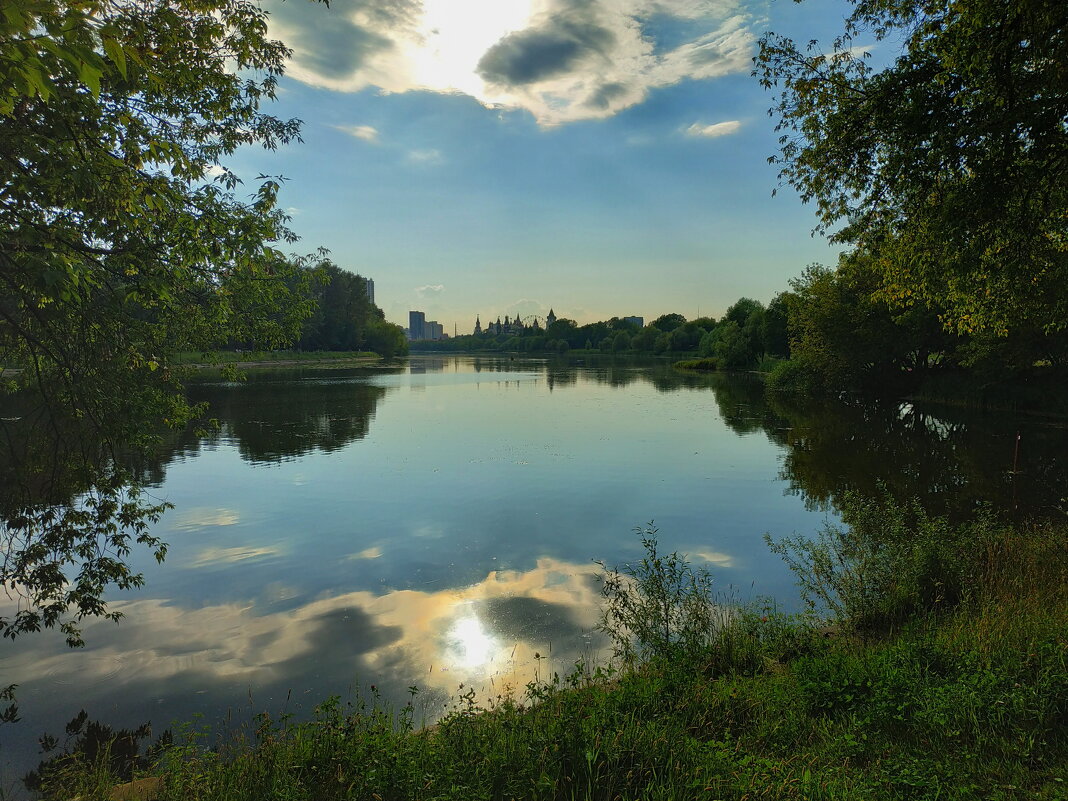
[102, 35, 127, 80]
[77, 61, 102, 97]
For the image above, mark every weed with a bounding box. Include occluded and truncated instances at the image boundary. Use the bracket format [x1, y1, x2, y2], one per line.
[596, 524, 724, 665]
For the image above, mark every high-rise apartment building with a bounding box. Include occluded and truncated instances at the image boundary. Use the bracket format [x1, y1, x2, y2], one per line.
[362, 277, 374, 305]
[408, 310, 425, 340]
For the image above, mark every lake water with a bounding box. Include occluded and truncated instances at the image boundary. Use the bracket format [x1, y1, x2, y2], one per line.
[2, 354, 1065, 786]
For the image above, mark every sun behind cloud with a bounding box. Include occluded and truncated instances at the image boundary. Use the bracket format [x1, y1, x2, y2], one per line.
[266, 0, 754, 124]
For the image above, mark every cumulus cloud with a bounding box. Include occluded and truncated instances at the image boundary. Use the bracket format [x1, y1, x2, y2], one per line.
[477, 8, 617, 86]
[415, 283, 445, 296]
[686, 119, 741, 138]
[264, 0, 754, 125]
[332, 123, 381, 142]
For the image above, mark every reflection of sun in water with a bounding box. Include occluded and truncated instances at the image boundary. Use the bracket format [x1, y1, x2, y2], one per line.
[447, 615, 496, 668]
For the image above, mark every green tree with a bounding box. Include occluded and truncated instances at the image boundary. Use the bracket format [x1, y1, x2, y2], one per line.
[669, 322, 703, 352]
[631, 325, 658, 352]
[364, 317, 409, 359]
[1, 0, 318, 644]
[785, 256, 950, 390]
[723, 298, 764, 330]
[296, 262, 404, 355]
[651, 313, 686, 333]
[545, 318, 579, 347]
[755, 0, 1068, 335]
[709, 321, 752, 370]
[762, 293, 792, 358]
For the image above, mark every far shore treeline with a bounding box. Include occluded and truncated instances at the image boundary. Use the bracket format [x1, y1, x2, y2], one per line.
[416, 258, 1068, 410]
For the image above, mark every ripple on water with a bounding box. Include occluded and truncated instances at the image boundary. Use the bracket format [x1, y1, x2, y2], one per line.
[42, 652, 130, 687]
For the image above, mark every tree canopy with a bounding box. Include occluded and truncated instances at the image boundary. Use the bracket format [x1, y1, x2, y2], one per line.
[755, 0, 1068, 335]
[1, 0, 317, 644]
[297, 263, 408, 358]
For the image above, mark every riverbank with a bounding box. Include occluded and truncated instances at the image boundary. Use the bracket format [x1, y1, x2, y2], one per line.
[32, 502, 1068, 800]
[178, 350, 390, 370]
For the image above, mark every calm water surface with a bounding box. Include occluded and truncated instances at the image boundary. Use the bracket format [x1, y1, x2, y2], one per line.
[3, 354, 1065, 784]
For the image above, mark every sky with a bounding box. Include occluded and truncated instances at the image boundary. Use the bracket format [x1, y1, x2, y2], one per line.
[229, 0, 858, 332]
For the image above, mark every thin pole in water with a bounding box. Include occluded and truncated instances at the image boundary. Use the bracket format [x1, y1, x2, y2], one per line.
[1011, 431, 1021, 514]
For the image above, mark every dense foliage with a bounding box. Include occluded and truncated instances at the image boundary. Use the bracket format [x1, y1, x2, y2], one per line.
[755, 0, 1068, 336]
[0, 0, 320, 644]
[765, 252, 1068, 397]
[296, 263, 407, 358]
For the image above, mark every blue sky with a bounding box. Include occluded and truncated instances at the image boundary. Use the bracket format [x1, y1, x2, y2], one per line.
[231, 0, 855, 331]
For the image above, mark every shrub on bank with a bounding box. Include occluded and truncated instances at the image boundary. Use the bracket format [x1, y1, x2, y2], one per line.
[764, 357, 826, 395]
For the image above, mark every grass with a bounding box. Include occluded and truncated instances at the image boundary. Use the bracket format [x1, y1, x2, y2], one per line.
[27, 509, 1068, 801]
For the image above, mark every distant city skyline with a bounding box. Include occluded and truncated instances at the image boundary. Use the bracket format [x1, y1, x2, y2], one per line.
[229, 0, 852, 330]
[406, 304, 657, 339]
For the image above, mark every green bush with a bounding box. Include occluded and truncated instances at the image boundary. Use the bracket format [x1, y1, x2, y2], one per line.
[763, 357, 825, 395]
[766, 491, 1001, 634]
[596, 524, 724, 664]
[673, 357, 718, 371]
[755, 354, 783, 373]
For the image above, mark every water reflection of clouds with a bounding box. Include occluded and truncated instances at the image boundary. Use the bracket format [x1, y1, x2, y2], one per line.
[4, 557, 606, 773]
[693, 549, 735, 568]
[170, 506, 241, 530]
[187, 545, 285, 568]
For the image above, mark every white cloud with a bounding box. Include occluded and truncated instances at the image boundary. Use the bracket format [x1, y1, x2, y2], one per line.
[686, 119, 741, 138]
[265, 0, 754, 125]
[415, 284, 445, 296]
[407, 148, 443, 164]
[332, 123, 381, 142]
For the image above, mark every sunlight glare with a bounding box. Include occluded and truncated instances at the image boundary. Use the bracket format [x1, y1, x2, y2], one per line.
[411, 0, 535, 96]
[448, 615, 496, 668]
